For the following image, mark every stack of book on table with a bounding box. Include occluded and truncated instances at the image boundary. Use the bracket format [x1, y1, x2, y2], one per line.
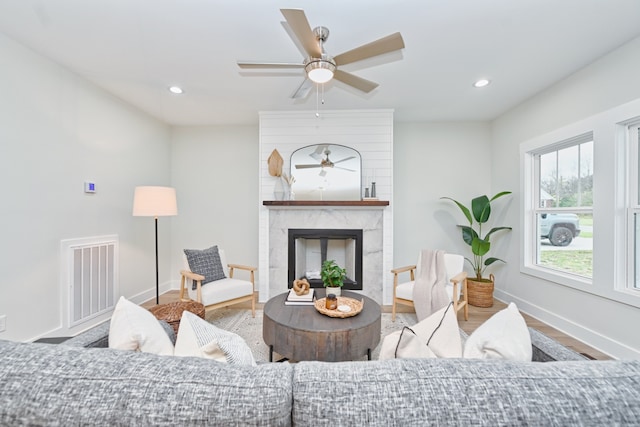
[285, 288, 316, 305]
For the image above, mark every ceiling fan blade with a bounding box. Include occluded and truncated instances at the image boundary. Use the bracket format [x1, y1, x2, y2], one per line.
[281, 9, 322, 58]
[295, 164, 323, 169]
[292, 78, 313, 99]
[237, 61, 304, 69]
[334, 166, 356, 172]
[333, 32, 405, 66]
[333, 156, 356, 164]
[333, 70, 379, 93]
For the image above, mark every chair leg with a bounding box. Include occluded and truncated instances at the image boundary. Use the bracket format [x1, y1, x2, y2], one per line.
[463, 280, 469, 321]
[251, 292, 256, 318]
[391, 299, 397, 322]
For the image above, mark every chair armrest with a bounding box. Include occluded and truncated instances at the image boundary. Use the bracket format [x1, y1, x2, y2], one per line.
[227, 264, 257, 272]
[180, 270, 204, 281]
[227, 264, 256, 288]
[390, 265, 416, 275]
[449, 271, 467, 283]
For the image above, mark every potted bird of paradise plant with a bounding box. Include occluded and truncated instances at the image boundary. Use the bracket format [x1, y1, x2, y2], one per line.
[441, 191, 512, 307]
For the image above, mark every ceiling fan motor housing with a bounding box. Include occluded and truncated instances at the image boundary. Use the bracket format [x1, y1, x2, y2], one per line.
[305, 56, 336, 75]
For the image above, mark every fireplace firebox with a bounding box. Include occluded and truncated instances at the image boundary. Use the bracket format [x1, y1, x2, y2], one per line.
[288, 229, 363, 290]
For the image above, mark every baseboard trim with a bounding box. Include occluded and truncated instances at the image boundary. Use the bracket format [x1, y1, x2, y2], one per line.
[494, 289, 639, 360]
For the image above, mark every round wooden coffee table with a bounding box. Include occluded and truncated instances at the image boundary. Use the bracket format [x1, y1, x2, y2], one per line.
[263, 290, 381, 362]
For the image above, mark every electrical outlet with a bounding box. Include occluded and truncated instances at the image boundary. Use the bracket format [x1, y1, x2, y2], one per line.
[0, 315, 6, 332]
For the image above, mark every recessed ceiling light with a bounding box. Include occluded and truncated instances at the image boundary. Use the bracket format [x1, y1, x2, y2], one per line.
[473, 79, 491, 88]
[168, 86, 183, 94]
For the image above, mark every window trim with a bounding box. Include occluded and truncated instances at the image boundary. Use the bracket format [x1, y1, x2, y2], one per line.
[625, 122, 640, 293]
[520, 99, 640, 309]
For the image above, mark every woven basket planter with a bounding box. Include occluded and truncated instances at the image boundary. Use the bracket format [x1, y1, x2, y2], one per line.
[467, 274, 495, 307]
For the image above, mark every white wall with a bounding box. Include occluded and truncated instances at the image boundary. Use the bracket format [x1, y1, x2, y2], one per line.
[491, 36, 640, 359]
[169, 125, 259, 284]
[393, 122, 493, 267]
[0, 33, 172, 342]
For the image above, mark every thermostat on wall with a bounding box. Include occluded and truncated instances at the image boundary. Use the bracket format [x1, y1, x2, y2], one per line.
[84, 181, 96, 193]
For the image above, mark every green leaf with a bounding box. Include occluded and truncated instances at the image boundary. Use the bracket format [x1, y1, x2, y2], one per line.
[484, 226, 512, 241]
[471, 195, 491, 223]
[484, 257, 506, 266]
[460, 225, 477, 246]
[490, 191, 512, 202]
[441, 197, 472, 225]
[471, 237, 490, 257]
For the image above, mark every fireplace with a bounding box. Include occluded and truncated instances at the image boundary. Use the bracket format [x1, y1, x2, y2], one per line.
[288, 229, 363, 290]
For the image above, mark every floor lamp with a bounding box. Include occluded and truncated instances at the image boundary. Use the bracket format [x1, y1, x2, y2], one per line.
[133, 186, 178, 305]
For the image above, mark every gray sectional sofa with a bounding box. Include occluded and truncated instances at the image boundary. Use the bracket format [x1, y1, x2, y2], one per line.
[1, 322, 639, 426]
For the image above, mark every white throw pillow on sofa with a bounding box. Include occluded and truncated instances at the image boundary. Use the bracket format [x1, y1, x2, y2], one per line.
[463, 302, 532, 361]
[379, 303, 461, 359]
[174, 311, 256, 366]
[108, 296, 174, 356]
[378, 327, 437, 360]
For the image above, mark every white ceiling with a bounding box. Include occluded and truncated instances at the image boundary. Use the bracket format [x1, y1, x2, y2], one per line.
[1, 0, 640, 126]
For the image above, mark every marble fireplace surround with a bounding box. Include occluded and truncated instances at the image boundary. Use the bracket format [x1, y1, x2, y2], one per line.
[262, 202, 390, 304]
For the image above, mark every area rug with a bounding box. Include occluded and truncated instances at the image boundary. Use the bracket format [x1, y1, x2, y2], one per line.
[206, 308, 418, 362]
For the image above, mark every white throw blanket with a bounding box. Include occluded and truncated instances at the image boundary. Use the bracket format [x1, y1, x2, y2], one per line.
[412, 249, 450, 321]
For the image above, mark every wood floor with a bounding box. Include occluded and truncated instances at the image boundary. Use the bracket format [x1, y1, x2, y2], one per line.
[145, 290, 611, 360]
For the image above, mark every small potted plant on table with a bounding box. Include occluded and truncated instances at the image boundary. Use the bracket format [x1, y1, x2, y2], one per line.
[321, 259, 346, 297]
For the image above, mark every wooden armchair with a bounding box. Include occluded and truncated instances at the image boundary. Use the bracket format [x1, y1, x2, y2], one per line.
[391, 252, 468, 322]
[180, 248, 256, 317]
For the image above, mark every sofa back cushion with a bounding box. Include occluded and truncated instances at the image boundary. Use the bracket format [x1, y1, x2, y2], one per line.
[0, 340, 293, 426]
[292, 358, 640, 426]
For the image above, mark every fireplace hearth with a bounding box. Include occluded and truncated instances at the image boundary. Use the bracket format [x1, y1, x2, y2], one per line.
[288, 229, 363, 290]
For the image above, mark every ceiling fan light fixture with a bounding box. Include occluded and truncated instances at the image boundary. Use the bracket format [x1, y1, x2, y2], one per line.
[305, 59, 336, 84]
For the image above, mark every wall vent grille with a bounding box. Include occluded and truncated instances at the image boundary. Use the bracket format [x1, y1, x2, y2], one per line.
[61, 235, 118, 327]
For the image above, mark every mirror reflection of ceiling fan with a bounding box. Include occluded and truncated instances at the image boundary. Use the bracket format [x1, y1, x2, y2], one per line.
[237, 9, 405, 98]
[295, 148, 356, 174]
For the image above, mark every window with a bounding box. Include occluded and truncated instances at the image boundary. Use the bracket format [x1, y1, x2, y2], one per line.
[524, 133, 593, 283]
[628, 124, 640, 290]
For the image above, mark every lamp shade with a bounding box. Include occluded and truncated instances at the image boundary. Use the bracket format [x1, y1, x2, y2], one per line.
[132, 186, 178, 217]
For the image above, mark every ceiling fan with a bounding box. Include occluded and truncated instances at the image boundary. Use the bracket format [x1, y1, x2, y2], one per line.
[295, 148, 356, 172]
[237, 9, 405, 98]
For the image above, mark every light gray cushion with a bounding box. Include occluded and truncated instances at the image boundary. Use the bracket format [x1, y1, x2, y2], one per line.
[184, 245, 226, 289]
[292, 358, 640, 426]
[0, 339, 293, 426]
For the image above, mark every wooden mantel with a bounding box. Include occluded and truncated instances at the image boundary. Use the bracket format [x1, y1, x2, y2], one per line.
[263, 200, 389, 208]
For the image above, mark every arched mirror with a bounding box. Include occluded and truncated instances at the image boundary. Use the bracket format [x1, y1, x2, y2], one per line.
[290, 144, 362, 200]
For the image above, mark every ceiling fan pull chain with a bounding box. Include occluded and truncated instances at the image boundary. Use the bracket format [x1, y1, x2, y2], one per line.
[315, 83, 320, 118]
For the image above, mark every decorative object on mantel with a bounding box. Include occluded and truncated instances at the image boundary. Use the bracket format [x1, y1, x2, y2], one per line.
[314, 296, 364, 318]
[321, 259, 346, 297]
[441, 191, 512, 307]
[281, 173, 296, 200]
[268, 149, 283, 177]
